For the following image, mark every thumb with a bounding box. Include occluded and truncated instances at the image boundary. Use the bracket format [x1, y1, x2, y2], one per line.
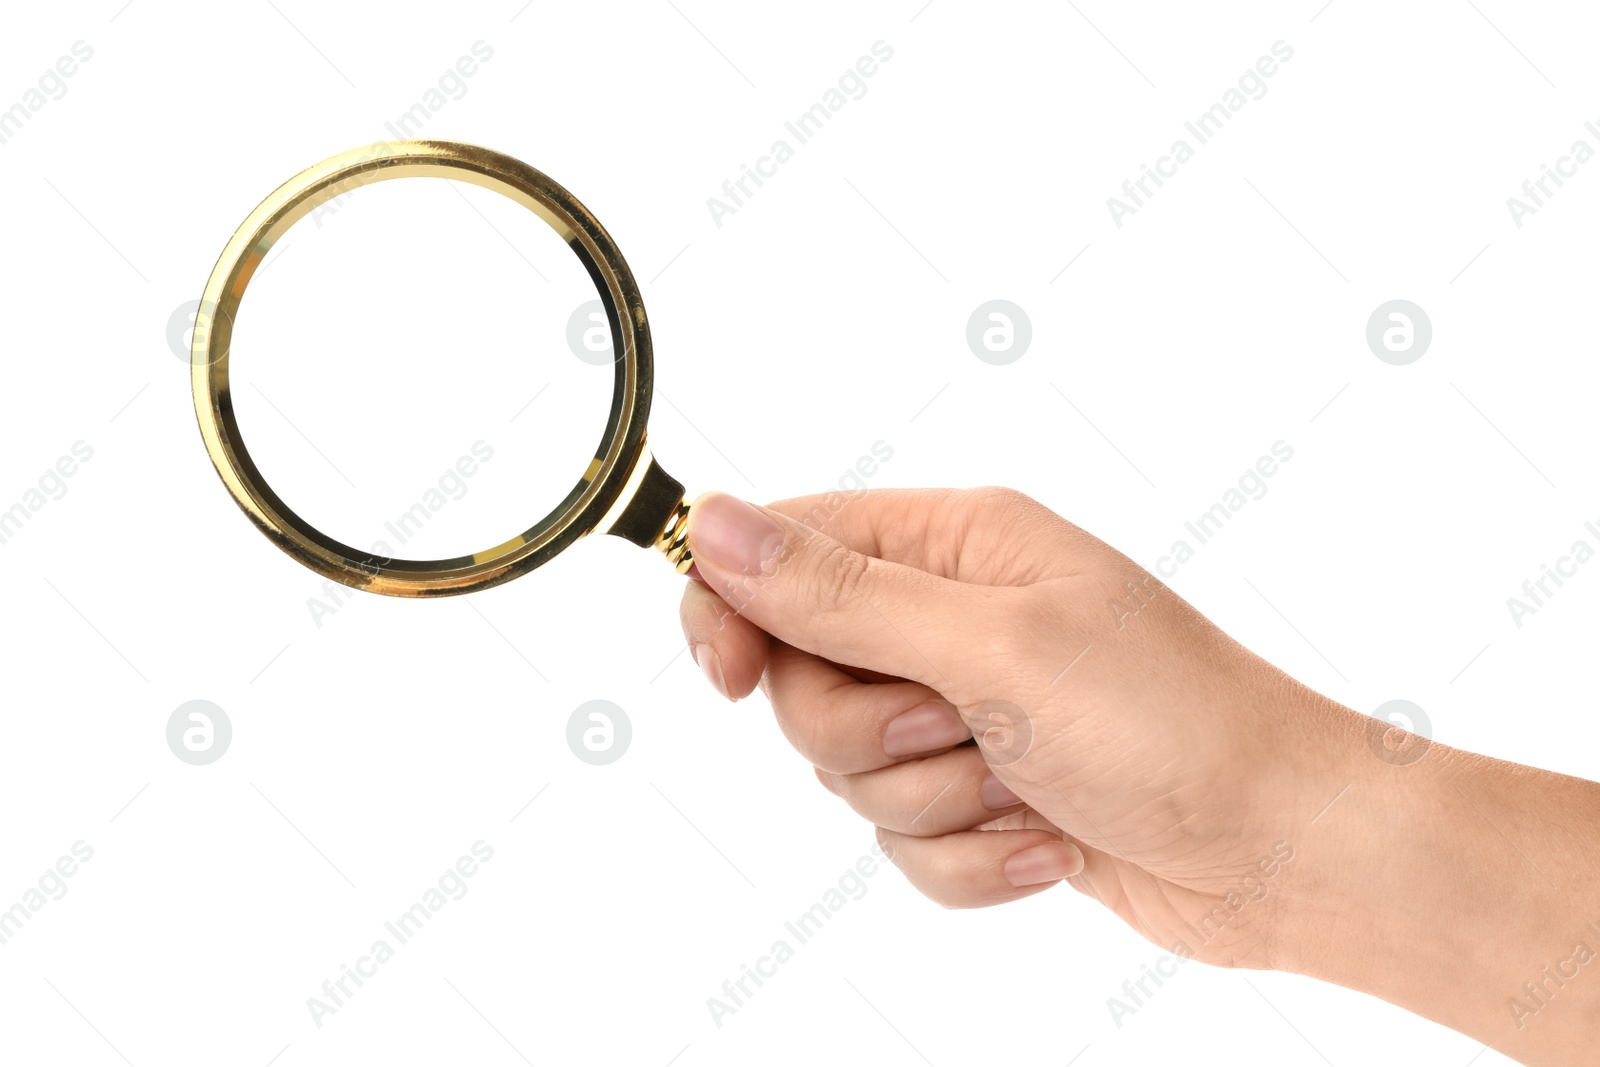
[685, 491, 998, 694]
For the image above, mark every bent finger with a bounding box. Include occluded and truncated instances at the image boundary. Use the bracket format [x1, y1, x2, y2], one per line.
[876, 826, 1083, 909]
[679, 577, 768, 699]
[763, 642, 967, 774]
[816, 745, 1025, 836]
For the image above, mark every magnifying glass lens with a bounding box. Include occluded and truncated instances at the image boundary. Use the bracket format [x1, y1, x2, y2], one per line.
[226, 177, 616, 565]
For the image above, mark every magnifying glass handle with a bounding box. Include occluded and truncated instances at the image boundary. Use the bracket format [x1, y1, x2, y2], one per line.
[653, 496, 693, 573]
[602, 451, 694, 574]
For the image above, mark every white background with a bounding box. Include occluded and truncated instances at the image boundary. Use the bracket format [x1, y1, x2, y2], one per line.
[2, 1, 1597, 1064]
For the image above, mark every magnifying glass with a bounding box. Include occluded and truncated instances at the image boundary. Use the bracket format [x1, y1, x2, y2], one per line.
[191, 140, 694, 597]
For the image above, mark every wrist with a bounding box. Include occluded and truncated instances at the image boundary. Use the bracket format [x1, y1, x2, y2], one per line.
[1267, 705, 1600, 1061]
[1265, 715, 1471, 985]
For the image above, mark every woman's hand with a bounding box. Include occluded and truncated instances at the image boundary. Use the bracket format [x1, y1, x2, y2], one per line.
[678, 488, 1600, 1065]
[679, 487, 1342, 966]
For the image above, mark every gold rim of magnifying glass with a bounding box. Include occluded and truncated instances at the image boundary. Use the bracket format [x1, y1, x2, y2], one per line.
[191, 139, 686, 597]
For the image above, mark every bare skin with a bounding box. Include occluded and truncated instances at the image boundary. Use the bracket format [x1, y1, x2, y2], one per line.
[678, 487, 1600, 1066]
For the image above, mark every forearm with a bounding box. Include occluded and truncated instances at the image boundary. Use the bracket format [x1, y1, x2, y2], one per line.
[1278, 706, 1600, 1064]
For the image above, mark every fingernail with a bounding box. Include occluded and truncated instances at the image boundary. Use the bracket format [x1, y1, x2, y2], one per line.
[882, 702, 968, 757]
[1004, 843, 1082, 888]
[980, 773, 1022, 810]
[689, 493, 786, 576]
[686, 563, 707, 585]
[693, 642, 731, 700]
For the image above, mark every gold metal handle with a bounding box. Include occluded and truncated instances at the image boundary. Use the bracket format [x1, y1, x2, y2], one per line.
[594, 452, 694, 574]
[655, 499, 693, 574]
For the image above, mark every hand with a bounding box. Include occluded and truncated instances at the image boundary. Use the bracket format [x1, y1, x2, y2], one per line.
[677, 488, 1600, 1065]
[678, 487, 1333, 967]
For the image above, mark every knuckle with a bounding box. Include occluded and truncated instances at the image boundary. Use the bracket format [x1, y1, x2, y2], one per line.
[964, 485, 1043, 521]
[874, 826, 898, 864]
[789, 705, 846, 773]
[973, 587, 1057, 666]
[875, 831, 976, 910]
[813, 765, 848, 798]
[921, 870, 969, 911]
[778, 693, 872, 776]
[679, 582, 734, 643]
[809, 539, 873, 614]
